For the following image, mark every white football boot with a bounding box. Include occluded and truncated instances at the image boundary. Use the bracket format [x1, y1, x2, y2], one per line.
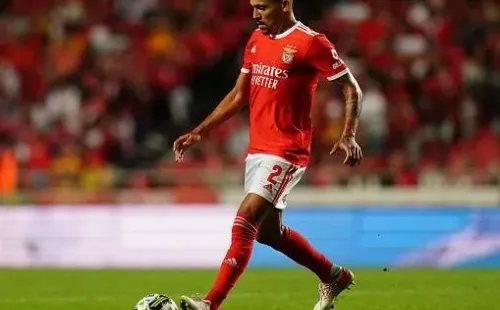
[179, 295, 211, 310]
[313, 267, 355, 310]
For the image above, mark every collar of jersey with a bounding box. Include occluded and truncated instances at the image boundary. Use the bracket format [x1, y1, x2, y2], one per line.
[270, 21, 301, 40]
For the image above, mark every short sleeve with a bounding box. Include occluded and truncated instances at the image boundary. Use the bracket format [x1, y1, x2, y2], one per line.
[306, 34, 349, 81]
[241, 31, 258, 74]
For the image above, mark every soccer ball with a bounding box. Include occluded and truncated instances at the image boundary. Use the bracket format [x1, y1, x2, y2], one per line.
[134, 293, 178, 310]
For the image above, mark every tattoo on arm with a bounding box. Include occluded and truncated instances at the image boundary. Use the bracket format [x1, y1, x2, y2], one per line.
[332, 72, 363, 137]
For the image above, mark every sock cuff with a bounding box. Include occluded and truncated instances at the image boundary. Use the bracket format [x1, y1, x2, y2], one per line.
[233, 214, 258, 239]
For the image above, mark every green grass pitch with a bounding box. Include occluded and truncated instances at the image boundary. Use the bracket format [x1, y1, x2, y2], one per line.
[1, 268, 499, 309]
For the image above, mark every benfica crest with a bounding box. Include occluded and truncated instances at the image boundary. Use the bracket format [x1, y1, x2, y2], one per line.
[282, 45, 297, 64]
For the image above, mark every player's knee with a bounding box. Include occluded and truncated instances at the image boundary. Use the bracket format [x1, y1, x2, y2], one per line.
[256, 222, 283, 246]
[237, 193, 273, 224]
[255, 230, 281, 246]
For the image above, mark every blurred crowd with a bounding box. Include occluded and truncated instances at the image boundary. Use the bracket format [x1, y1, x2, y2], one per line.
[0, 0, 499, 199]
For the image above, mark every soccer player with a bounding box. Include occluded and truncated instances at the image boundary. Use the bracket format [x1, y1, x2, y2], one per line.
[173, 0, 363, 309]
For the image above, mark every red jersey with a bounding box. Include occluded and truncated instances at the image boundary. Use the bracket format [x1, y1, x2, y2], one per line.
[241, 22, 349, 166]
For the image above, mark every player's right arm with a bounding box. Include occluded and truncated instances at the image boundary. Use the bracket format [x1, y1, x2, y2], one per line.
[173, 72, 250, 162]
[173, 31, 257, 162]
[193, 72, 250, 137]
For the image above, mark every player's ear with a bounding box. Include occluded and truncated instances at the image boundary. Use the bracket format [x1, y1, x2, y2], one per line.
[282, 0, 292, 12]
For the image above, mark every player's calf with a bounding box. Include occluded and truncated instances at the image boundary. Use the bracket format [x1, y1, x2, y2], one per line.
[256, 232, 281, 247]
[202, 194, 272, 309]
[269, 225, 334, 283]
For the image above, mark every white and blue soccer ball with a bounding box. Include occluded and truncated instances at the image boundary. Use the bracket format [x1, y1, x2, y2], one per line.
[134, 293, 178, 310]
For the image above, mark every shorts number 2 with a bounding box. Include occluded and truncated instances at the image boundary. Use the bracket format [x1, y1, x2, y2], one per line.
[267, 165, 283, 185]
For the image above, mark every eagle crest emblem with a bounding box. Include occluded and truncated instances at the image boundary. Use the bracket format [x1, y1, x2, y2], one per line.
[282, 45, 297, 64]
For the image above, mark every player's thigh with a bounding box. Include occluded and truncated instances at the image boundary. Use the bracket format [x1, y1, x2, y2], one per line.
[245, 154, 305, 210]
[238, 192, 281, 225]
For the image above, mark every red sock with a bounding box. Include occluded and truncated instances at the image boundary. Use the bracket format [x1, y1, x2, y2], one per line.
[273, 226, 333, 283]
[205, 213, 257, 309]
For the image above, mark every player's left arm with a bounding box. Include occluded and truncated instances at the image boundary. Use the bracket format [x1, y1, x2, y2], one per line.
[330, 71, 363, 167]
[306, 34, 363, 166]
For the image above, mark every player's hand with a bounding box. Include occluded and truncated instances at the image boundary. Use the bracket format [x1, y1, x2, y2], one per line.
[330, 135, 363, 167]
[173, 132, 201, 162]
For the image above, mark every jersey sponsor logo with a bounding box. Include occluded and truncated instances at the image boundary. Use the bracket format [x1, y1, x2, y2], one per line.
[251, 45, 256, 54]
[251, 63, 289, 79]
[250, 62, 290, 90]
[282, 45, 297, 64]
[332, 61, 343, 70]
